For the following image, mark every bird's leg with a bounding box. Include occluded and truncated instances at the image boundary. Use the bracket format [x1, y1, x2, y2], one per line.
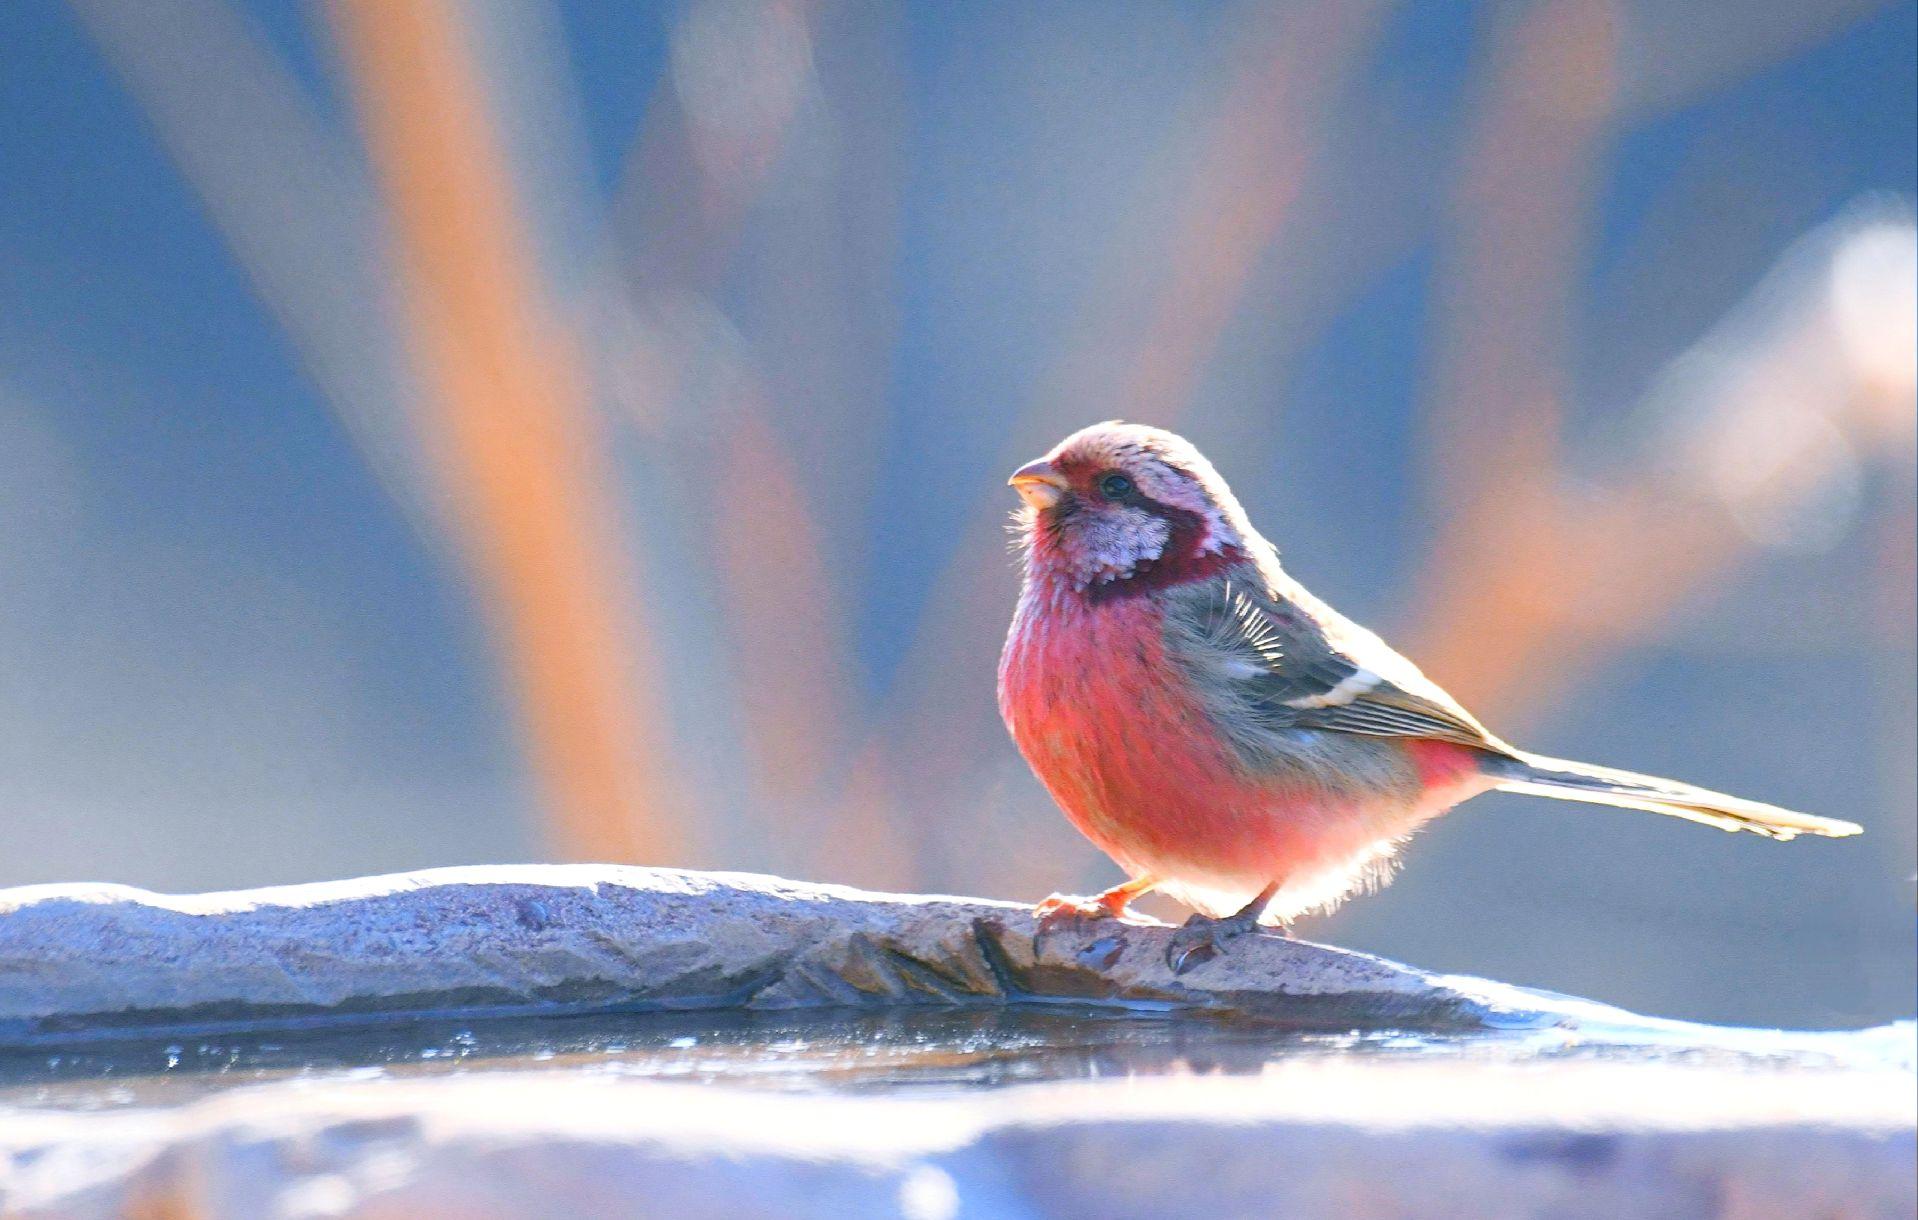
[1166, 880, 1284, 974]
[1033, 875, 1159, 928]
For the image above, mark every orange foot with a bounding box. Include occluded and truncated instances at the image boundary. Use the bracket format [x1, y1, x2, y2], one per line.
[1033, 876, 1159, 929]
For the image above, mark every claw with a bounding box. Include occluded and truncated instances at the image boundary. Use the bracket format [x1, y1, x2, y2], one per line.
[1165, 913, 1254, 974]
[1033, 876, 1158, 931]
[1031, 892, 1111, 954]
[1031, 878, 1170, 956]
[1163, 881, 1287, 974]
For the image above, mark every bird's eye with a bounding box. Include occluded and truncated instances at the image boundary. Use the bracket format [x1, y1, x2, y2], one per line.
[1098, 472, 1135, 500]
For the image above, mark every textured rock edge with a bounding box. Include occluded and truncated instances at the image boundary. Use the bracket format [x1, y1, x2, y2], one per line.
[0, 864, 1626, 1044]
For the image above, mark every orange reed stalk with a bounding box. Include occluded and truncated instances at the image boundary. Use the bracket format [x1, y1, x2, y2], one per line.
[334, 0, 683, 864]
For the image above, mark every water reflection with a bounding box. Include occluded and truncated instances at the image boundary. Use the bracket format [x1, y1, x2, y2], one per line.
[1, 1007, 1908, 1114]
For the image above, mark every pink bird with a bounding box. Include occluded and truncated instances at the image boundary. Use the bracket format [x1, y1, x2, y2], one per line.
[996, 421, 1862, 971]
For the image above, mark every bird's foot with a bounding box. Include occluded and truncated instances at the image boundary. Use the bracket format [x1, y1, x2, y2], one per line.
[1033, 890, 1144, 931]
[1031, 886, 1159, 955]
[1165, 909, 1285, 974]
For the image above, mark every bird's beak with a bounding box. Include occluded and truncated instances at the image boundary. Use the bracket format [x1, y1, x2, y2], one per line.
[1008, 459, 1069, 509]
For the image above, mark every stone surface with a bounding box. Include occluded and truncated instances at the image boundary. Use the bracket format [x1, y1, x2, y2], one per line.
[0, 865, 1614, 1044]
[1, 1064, 1911, 1219]
[1, 866, 1912, 1218]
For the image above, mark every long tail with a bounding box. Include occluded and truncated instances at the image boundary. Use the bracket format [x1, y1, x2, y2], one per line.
[1486, 752, 1863, 841]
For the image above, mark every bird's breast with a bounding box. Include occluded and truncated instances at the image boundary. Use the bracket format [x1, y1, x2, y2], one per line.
[997, 581, 1457, 898]
[998, 589, 1247, 863]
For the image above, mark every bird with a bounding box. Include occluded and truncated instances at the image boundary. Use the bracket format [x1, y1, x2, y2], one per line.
[995, 421, 1862, 972]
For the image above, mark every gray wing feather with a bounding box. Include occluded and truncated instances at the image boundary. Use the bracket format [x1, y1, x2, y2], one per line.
[1165, 561, 1860, 841]
[1171, 571, 1512, 754]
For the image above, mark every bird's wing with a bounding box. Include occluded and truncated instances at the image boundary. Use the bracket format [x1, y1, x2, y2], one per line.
[1166, 571, 1514, 754]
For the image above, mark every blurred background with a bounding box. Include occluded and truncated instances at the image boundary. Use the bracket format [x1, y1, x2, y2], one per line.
[0, 0, 1911, 1029]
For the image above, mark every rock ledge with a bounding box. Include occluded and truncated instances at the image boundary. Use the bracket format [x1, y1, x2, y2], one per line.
[0, 865, 1600, 1043]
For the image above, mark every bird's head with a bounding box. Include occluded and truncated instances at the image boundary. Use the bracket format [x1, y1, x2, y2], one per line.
[1008, 421, 1249, 596]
